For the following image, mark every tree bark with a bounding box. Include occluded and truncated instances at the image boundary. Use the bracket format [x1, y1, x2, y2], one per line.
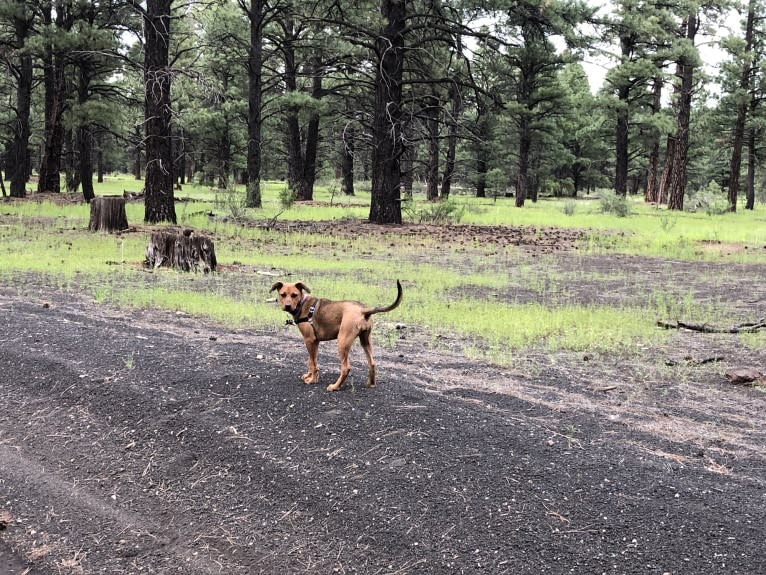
[64, 129, 79, 192]
[474, 101, 491, 199]
[300, 55, 322, 201]
[745, 126, 756, 210]
[515, 116, 531, 207]
[89, 197, 129, 232]
[130, 125, 141, 179]
[340, 126, 355, 195]
[644, 77, 663, 203]
[143, 0, 177, 224]
[369, 0, 405, 224]
[96, 133, 104, 184]
[145, 229, 217, 273]
[440, 84, 461, 201]
[425, 93, 440, 201]
[243, 0, 263, 208]
[38, 1, 73, 194]
[614, 93, 629, 197]
[283, 17, 304, 197]
[726, 0, 755, 213]
[658, 135, 675, 205]
[9, 1, 33, 198]
[78, 57, 95, 202]
[667, 13, 698, 212]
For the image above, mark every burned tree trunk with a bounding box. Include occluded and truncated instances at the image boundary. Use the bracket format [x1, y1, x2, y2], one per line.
[145, 228, 216, 273]
[88, 196, 129, 232]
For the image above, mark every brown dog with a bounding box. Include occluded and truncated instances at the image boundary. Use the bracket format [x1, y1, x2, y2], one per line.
[271, 280, 402, 392]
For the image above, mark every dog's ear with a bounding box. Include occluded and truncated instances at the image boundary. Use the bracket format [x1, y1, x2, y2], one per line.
[270, 282, 283, 292]
[295, 282, 311, 294]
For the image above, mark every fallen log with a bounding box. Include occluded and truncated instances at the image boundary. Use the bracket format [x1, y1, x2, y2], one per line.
[145, 228, 217, 273]
[657, 319, 766, 334]
[89, 196, 129, 232]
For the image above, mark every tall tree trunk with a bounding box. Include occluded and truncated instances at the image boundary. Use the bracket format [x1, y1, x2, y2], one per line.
[515, 116, 531, 207]
[474, 102, 491, 199]
[727, 0, 755, 212]
[440, 83, 461, 200]
[38, 1, 72, 194]
[645, 77, 663, 203]
[300, 55, 322, 202]
[65, 129, 79, 192]
[218, 119, 231, 189]
[340, 126, 355, 195]
[667, 14, 698, 212]
[243, 0, 263, 208]
[96, 133, 104, 184]
[77, 58, 94, 201]
[614, 92, 629, 197]
[425, 93, 440, 201]
[133, 125, 142, 180]
[282, 17, 304, 198]
[369, 0, 405, 224]
[79, 125, 94, 202]
[400, 123, 414, 198]
[143, 0, 177, 224]
[745, 126, 757, 210]
[9, 2, 33, 198]
[177, 127, 186, 185]
[658, 135, 675, 205]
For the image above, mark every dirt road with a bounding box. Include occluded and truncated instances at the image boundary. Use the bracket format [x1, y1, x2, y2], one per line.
[1, 287, 765, 574]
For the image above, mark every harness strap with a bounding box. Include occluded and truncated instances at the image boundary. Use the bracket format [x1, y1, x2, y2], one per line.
[286, 296, 319, 336]
[294, 303, 316, 324]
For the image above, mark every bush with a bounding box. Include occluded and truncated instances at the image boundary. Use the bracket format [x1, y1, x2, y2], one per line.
[402, 198, 465, 224]
[561, 199, 577, 216]
[687, 182, 731, 215]
[279, 187, 296, 209]
[598, 191, 632, 217]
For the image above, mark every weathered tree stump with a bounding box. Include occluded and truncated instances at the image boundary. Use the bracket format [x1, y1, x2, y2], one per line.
[89, 196, 129, 232]
[145, 228, 217, 273]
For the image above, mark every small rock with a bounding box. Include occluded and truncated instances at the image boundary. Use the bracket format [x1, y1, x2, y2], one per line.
[725, 368, 763, 385]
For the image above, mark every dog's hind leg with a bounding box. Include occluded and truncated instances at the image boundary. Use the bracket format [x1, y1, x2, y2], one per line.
[326, 332, 355, 392]
[359, 330, 376, 387]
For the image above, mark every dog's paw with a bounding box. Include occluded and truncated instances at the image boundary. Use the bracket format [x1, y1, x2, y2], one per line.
[302, 372, 319, 385]
[326, 383, 341, 392]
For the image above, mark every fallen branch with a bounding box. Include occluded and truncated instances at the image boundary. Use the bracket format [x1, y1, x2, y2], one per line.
[657, 319, 766, 334]
[665, 356, 725, 367]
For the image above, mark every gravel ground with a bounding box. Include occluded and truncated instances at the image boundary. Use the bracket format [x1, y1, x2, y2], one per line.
[1, 271, 765, 574]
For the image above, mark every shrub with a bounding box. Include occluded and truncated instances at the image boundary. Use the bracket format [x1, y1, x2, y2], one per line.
[402, 198, 465, 224]
[687, 182, 731, 215]
[598, 191, 631, 217]
[279, 187, 296, 210]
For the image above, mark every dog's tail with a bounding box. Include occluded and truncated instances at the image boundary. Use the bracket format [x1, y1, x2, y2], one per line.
[364, 280, 403, 318]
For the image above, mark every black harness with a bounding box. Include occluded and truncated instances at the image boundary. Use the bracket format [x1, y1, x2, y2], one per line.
[286, 296, 319, 335]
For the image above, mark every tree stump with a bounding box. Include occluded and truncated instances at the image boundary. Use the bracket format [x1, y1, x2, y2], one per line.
[145, 228, 217, 273]
[89, 196, 129, 232]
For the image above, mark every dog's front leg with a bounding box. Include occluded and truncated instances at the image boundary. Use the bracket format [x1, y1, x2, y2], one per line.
[302, 338, 320, 384]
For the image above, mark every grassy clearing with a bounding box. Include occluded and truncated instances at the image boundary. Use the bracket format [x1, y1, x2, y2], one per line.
[1, 176, 763, 363]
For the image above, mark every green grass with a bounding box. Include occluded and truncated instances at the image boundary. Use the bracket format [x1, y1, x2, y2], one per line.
[1, 176, 763, 363]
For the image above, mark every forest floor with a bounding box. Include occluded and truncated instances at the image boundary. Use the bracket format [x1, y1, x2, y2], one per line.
[1, 220, 766, 574]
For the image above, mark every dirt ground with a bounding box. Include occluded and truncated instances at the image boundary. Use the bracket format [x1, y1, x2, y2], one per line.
[1, 221, 766, 575]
